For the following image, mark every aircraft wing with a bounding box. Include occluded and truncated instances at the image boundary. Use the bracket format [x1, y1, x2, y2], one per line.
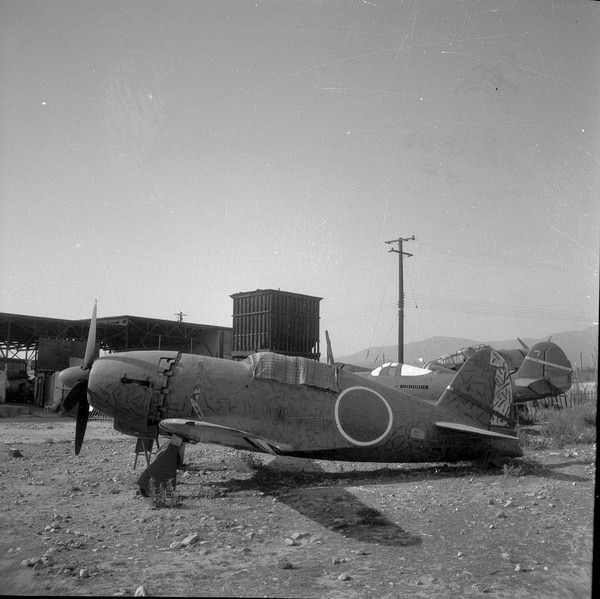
[159, 418, 286, 454]
[435, 421, 519, 441]
[514, 377, 564, 396]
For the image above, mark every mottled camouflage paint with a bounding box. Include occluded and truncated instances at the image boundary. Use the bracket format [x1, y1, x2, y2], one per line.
[88, 346, 522, 464]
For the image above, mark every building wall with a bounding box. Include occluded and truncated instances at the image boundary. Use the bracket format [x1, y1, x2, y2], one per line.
[37, 338, 89, 372]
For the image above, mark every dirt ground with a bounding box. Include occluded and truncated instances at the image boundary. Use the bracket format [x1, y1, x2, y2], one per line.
[0, 412, 595, 598]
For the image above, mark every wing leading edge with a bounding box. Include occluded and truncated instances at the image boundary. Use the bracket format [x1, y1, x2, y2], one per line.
[159, 418, 286, 454]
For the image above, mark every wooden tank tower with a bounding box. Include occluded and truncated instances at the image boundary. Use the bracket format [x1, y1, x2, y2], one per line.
[230, 289, 321, 361]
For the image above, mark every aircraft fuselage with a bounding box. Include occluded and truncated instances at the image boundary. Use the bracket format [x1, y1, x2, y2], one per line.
[87, 351, 521, 464]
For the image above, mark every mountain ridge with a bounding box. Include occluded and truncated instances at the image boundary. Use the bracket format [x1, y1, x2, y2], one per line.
[336, 325, 598, 370]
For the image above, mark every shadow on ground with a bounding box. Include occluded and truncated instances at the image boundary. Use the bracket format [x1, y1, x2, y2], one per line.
[174, 449, 593, 546]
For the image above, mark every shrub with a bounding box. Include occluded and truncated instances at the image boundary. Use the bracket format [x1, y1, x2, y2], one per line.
[542, 401, 597, 448]
[502, 457, 543, 477]
[147, 478, 181, 509]
[516, 409, 535, 426]
[516, 424, 548, 450]
[502, 461, 524, 477]
[580, 402, 596, 427]
[194, 485, 222, 499]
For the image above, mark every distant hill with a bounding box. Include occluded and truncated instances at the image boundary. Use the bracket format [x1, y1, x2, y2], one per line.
[337, 325, 598, 370]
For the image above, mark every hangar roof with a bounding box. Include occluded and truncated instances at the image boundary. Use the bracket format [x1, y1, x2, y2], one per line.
[0, 312, 232, 358]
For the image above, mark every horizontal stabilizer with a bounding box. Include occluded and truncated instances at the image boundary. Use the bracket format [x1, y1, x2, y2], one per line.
[435, 421, 518, 441]
[526, 378, 563, 396]
[159, 418, 284, 454]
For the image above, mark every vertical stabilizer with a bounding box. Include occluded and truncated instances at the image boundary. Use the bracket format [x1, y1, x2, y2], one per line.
[436, 347, 514, 429]
[513, 341, 572, 401]
[325, 330, 335, 366]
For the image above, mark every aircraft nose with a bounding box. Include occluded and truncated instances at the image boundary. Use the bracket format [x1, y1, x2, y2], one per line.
[87, 351, 177, 438]
[86, 358, 116, 417]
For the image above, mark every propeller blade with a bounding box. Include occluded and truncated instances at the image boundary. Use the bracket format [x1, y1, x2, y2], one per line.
[57, 302, 98, 455]
[83, 301, 97, 370]
[74, 396, 90, 456]
[63, 379, 87, 412]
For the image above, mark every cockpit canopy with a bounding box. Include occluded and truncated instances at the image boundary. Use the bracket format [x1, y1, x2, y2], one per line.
[424, 344, 489, 371]
[370, 362, 433, 377]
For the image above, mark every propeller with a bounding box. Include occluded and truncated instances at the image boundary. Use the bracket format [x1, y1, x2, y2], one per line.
[59, 301, 97, 455]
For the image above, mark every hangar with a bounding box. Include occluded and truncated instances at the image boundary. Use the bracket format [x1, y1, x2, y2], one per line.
[0, 288, 321, 409]
[0, 312, 232, 407]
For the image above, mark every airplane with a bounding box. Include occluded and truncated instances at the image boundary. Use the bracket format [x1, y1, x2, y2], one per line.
[425, 339, 574, 402]
[338, 339, 572, 404]
[60, 304, 522, 497]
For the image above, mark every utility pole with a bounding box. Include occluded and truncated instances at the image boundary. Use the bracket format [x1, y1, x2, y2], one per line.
[385, 235, 415, 364]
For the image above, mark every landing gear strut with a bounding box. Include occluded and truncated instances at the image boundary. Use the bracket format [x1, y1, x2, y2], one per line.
[137, 435, 186, 496]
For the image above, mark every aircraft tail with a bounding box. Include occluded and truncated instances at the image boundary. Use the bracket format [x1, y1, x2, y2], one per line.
[325, 330, 335, 366]
[512, 341, 573, 402]
[436, 346, 514, 429]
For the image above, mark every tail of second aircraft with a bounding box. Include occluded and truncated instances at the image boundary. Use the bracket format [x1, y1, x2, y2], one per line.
[435, 346, 515, 433]
[512, 341, 573, 402]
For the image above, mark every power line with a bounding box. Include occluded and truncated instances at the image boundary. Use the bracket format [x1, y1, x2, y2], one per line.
[409, 294, 596, 320]
[325, 295, 595, 323]
[405, 270, 428, 360]
[365, 259, 395, 361]
[374, 314, 398, 365]
[406, 271, 428, 337]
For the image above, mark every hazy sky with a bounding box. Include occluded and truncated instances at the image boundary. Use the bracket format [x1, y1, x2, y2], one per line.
[1, 0, 598, 357]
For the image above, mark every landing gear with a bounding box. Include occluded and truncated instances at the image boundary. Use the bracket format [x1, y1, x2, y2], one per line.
[137, 435, 186, 497]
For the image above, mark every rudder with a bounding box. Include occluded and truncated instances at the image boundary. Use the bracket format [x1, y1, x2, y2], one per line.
[436, 346, 514, 429]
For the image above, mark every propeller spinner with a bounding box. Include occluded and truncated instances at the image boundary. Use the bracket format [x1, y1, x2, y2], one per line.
[58, 302, 97, 455]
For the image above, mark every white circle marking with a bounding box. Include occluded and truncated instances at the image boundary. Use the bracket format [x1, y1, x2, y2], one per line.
[334, 386, 394, 446]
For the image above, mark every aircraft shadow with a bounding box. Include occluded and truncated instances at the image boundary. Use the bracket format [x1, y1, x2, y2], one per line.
[182, 453, 591, 487]
[178, 452, 592, 545]
[517, 459, 591, 483]
[212, 458, 423, 548]
[276, 485, 422, 547]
